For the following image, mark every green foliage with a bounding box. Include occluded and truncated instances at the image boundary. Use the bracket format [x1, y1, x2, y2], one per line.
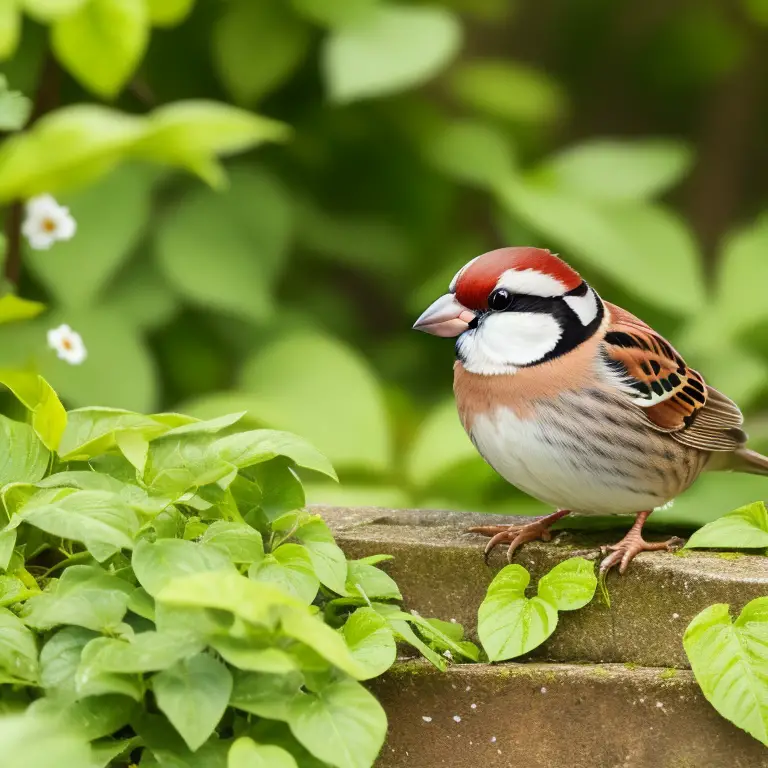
[477, 558, 597, 662]
[0, 378, 477, 766]
[684, 501, 768, 550]
[684, 598, 768, 746]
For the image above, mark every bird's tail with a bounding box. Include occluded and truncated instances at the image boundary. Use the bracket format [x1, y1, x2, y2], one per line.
[729, 448, 768, 477]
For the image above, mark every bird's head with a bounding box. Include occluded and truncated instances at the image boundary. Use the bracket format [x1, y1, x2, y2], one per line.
[413, 247, 604, 374]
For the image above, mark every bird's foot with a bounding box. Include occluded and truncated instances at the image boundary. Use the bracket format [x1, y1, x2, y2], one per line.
[468, 510, 570, 564]
[599, 533, 684, 575]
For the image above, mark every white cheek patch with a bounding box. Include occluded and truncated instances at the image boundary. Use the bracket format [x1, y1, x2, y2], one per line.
[459, 312, 563, 374]
[564, 288, 599, 326]
[497, 268, 567, 298]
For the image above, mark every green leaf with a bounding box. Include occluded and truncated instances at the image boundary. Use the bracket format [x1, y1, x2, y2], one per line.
[75, 637, 144, 700]
[294, 517, 348, 595]
[0, 530, 17, 571]
[26, 164, 154, 310]
[424, 119, 516, 190]
[685, 501, 768, 550]
[0, 105, 143, 201]
[133, 100, 289, 187]
[146, 0, 193, 26]
[286, 677, 387, 768]
[291, 0, 376, 28]
[406, 398, 478, 488]
[477, 564, 557, 662]
[39, 626, 97, 698]
[228, 738, 298, 768]
[0, 294, 44, 323]
[239, 332, 390, 472]
[539, 139, 693, 201]
[135, 712, 229, 766]
[448, 59, 565, 124]
[27, 694, 137, 740]
[536, 557, 597, 610]
[78, 630, 204, 673]
[499, 180, 706, 315]
[22, 565, 133, 632]
[213, 0, 310, 106]
[0, 713, 92, 768]
[211, 640, 298, 674]
[714, 215, 768, 335]
[0, 370, 66, 451]
[0, 76, 30, 129]
[345, 560, 401, 601]
[0, 2, 21, 61]
[0, 607, 38, 683]
[324, 4, 461, 103]
[132, 538, 236, 597]
[0, 414, 49, 487]
[373, 603, 446, 671]
[18, 490, 140, 560]
[230, 670, 303, 721]
[153, 653, 233, 751]
[201, 521, 264, 564]
[52, 0, 148, 99]
[155, 168, 291, 322]
[249, 544, 319, 604]
[684, 598, 768, 746]
[21, 0, 88, 22]
[342, 607, 396, 680]
[59, 407, 184, 461]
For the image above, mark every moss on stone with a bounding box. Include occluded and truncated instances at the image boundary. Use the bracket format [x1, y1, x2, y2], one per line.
[659, 668, 678, 679]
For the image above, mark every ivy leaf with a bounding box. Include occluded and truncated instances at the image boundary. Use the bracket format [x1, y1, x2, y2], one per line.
[52, 0, 149, 99]
[75, 637, 144, 700]
[0, 414, 49, 487]
[684, 598, 768, 746]
[345, 560, 401, 601]
[211, 640, 298, 674]
[0, 294, 45, 323]
[342, 607, 396, 680]
[536, 557, 597, 611]
[294, 517, 348, 595]
[372, 603, 446, 671]
[21, 0, 89, 22]
[22, 565, 133, 632]
[685, 501, 768, 550]
[153, 653, 233, 751]
[212, 0, 310, 106]
[291, 0, 376, 28]
[286, 677, 387, 768]
[477, 558, 597, 662]
[0, 607, 38, 683]
[201, 521, 264, 564]
[539, 139, 693, 201]
[230, 670, 303, 721]
[0, 2, 20, 62]
[228, 737, 298, 768]
[132, 538, 236, 597]
[0, 370, 67, 451]
[324, 4, 461, 103]
[0, 713, 92, 768]
[39, 627, 98, 698]
[27, 695, 138, 741]
[248, 543, 319, 604]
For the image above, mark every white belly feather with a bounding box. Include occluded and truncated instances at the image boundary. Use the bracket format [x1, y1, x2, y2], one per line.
[469, 407, 670, 515]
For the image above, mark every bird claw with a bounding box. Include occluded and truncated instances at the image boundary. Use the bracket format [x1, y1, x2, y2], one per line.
[468, 521, 555, 564]
[599, 535, 684, 576]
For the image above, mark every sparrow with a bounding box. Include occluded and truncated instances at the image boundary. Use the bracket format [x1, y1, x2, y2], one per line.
[413, 246, 768, 574]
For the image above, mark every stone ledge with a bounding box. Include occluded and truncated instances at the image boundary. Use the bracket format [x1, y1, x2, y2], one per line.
[318, 506, 768, 668]
[370, 660, 767, 768]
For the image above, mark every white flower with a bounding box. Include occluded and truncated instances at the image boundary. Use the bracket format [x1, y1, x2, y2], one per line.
[47, 324, 87, 365]
[22, 194, 76, 250]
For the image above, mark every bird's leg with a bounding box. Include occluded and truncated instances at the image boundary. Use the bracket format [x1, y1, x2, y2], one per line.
[599, 510, 684, 575]
[467, 509, 571, 564]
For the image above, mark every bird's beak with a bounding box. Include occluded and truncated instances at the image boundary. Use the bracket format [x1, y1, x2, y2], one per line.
[413, 293, 475, 337]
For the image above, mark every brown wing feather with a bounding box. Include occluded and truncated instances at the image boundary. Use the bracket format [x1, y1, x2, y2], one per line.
[602, 303, 746, 452]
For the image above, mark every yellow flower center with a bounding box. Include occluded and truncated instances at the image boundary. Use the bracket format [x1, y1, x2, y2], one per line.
[41, 218, 57, 233]
[61, 337, 73, 351]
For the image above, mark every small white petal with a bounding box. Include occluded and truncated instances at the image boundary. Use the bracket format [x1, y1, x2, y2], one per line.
[452, 715, 461, 723]
[421, 716, 432, 723]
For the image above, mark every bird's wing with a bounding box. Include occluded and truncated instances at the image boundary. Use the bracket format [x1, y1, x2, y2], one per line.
[602, 302, 746, 451]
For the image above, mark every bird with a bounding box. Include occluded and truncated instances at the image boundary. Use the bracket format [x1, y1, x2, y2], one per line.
[413, 246, 768, 574]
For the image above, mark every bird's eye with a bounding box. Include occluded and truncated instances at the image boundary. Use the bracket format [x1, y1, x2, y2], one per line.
[488, 288, 513, 311]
